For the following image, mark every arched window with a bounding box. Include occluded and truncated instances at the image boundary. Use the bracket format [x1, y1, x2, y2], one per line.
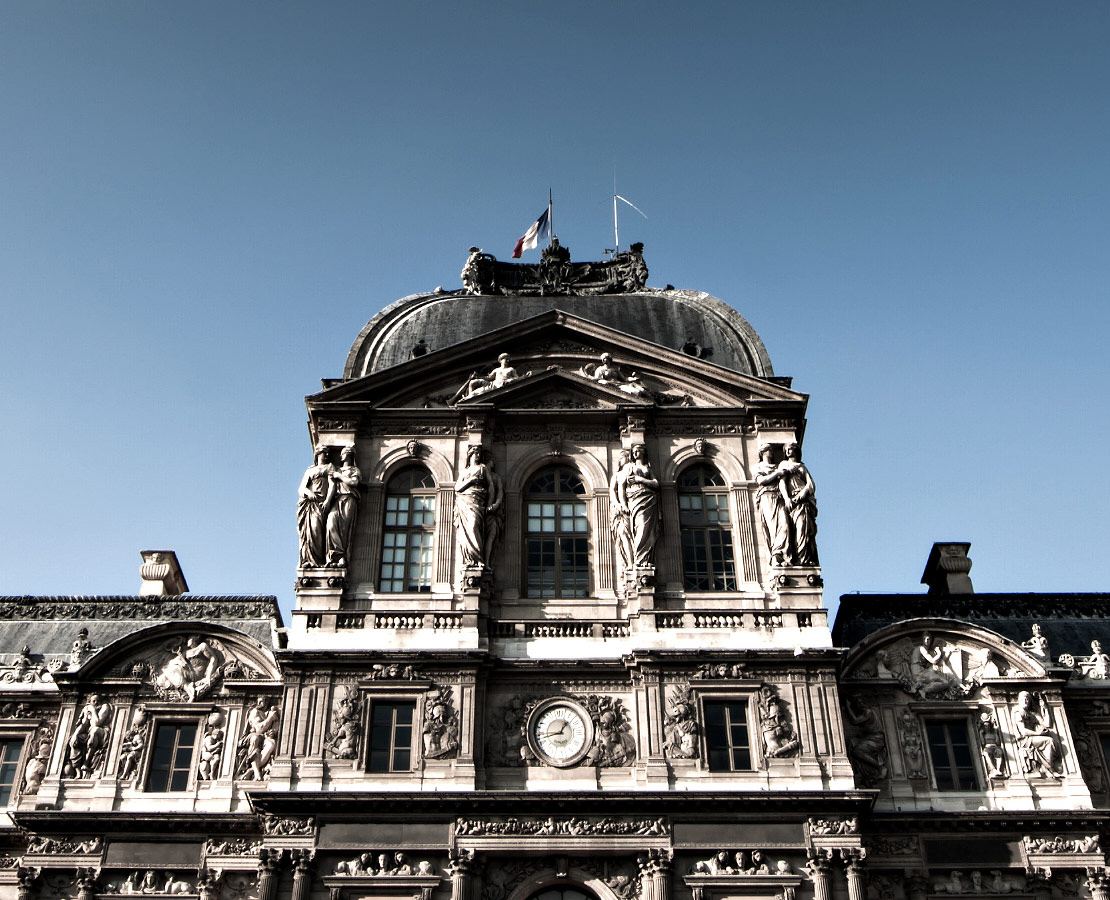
[379, 466, 436, 593]
[678, 464, 737, 591]
[529, 890, 595, 900]
[525, 466, 589, 598]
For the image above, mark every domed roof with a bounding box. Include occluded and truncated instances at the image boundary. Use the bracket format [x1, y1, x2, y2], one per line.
[343, 288, 774, 381]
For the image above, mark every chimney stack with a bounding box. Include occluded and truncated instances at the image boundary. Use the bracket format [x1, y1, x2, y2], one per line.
[139, 550, 189, 596]
[921, 542, 973, 595]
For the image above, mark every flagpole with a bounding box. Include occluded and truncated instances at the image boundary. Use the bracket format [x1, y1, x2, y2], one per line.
[613, 172, 619, 253]
[548, 187, 553, 247]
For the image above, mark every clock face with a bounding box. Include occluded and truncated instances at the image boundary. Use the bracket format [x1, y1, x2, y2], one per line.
[528, 699, 593, 767]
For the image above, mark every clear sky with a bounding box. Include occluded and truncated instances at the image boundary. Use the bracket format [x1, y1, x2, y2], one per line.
[3, 3, 1109, 624]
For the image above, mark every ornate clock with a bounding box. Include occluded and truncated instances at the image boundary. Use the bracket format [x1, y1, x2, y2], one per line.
[526, 697, 595, 767]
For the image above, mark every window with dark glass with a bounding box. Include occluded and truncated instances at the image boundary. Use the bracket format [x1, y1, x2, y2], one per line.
[926, 719, 979, 790]
[368, 702, 415, 773]
[705, 700, 752, 770]
[146, 723, 198, 792]
[678, 464, 737, 591]
[525, 467, 589, 598]
[0, 739, 22, 805]
[380, 467, 436, 592]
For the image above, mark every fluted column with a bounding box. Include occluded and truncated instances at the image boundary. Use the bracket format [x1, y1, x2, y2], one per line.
[638, 849, 673, 900]
[448, 849, 478, 900]
[257, 850, 282, 900]
[808, 853, 832, 900]
[844, 852, 866, 900]
[291, 850, 315, 900]
[17, 868, 40, 900]
[1086, 872, 1109, 900]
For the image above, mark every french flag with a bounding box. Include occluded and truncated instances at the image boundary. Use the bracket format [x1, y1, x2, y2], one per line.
[512, 207, 551, 258]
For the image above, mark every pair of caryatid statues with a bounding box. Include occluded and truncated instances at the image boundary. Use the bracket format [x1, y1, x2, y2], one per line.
[298, 445, 362, 568]
[753, 442, 818, 568]
[450, 443, 661, 584]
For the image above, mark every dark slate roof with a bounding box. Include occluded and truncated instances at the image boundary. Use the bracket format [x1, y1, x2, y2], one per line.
[0, 595, 281, 664]
[834, 593, 1110, 657]
[342, 289, 774, 380]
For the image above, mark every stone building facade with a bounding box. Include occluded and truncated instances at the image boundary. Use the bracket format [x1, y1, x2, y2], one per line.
[2, 245, 1109, 900]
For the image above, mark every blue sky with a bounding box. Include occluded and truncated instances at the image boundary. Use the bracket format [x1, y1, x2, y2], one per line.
[3, 3, 1109, 623]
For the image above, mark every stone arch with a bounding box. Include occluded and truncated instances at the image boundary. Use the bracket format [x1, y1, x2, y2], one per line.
[842, 616, 1050, 681]
[371, 444, 453, 487]
[504, 870, 621, 900]
[74, 620, 281, 683]
[506, 444, 608, 496]
[664, 442, 748, 484]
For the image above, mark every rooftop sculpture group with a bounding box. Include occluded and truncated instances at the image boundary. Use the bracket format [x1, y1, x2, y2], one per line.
[460, 241, 648, 296]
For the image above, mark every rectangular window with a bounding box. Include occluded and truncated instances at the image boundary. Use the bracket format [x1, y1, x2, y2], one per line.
[705, 701, 752, 771]
[368, 702, 415, 773]
[926, 720, 980, 791]
[146, 723, 198, 792]
[0, 739, 23, 805]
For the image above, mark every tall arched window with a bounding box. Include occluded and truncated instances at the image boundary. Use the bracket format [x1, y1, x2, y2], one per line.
[525, 466, 589, 598]
[678, 463, 737, 591]
[379, 466, 436, 593]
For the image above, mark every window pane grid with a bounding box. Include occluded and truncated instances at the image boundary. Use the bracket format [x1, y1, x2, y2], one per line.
[369, 702, 415, 773]
[680, 467, 737, 591]
[0, 740, 22, 806]
[380, 468, 436, 593]
[146, 723, 197, 792]
[926, 720, 979, 791]
[706, 701, 752, 771]
[525, 468, 590, 598]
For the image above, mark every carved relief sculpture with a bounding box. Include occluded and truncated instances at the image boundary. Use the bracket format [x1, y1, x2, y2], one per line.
[333, 852, 434, 876]
[1078, 640, 1110, 679]
[153, 636, 225, 701]
[910, 632, 960, 698]
[579, 352, 648, 397]
[325, 689, 362, 760]
[118, 704, 151, 781]
[298, 445, 337, 568]
[454, 445, 493, 570]
[452, 353, 530, 404]
[588, 695, 637, 767]
[1014, 691, 1063, 779]
[663, 686, 700, 759]
[778, 442, 818, 566]
[197, 709, 226, 780]
[325, 446, 361, 567]
[754, 444, 791, 567]
[844, 694, 888, 786]
[896, 709, 925, 778]
[422, 684, 459, 759]
[977, 708, 1007, 778]
[759, 684, 800, 758]
[64, 693, 113, 779]
[22, 726, 52, 795]
[236, 697, 281, 780]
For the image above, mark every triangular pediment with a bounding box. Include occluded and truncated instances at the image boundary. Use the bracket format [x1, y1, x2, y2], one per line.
[454, 367, 654, 411]
[310, 310, 806, 411]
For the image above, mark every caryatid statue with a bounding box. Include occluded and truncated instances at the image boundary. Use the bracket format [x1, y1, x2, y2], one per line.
[326, 446, 362, 567]
[754, 443, 791, 568]
[611, 443, 660, 568]
[778, 441, 818, 566]
[297, 445, 337, 568]
[454, 445, 494, 569]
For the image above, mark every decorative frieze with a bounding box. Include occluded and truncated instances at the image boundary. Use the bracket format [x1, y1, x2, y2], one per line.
[454, 817, 668, 836]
